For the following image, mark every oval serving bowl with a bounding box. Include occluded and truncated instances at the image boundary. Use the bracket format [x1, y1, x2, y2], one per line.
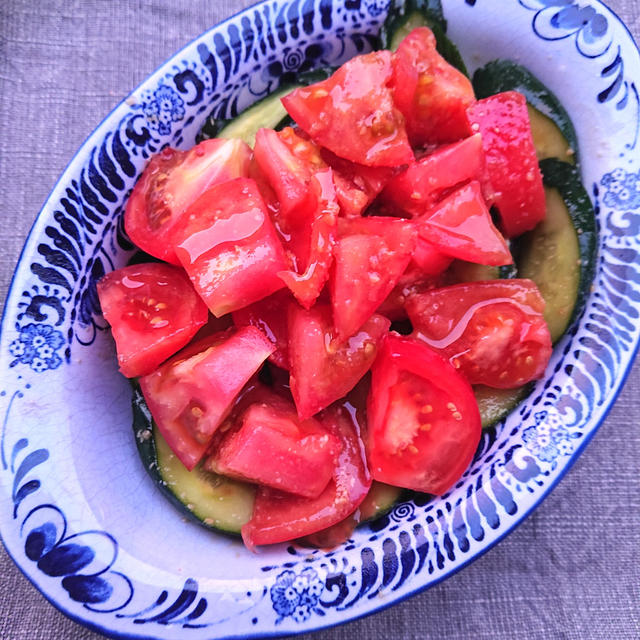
[1, 1, 639, 638]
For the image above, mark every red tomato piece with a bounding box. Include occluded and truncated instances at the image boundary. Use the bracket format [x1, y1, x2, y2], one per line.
[241, 402, 371, 547]
[289, 304, 390, 419]
[139, 326, 274, 470]
[278, 169, 339, 309]
[232, 289, 293, 370]
[379, 134, 484, 217]
[253, 127, 325, 226]
[173, 177, 288, 317]
[466, 91, 546, 237]
[406, 279, 552, 388]
[367, 334, 481, 495]
[391, 27, 475, 147]
[282, 51, 414, 167]
[97, 263, 208, 378]
[415, 181, 512, 266]
[411, 236, 454, 275]
[124, 139, 251, 264]
[376, 260, 445, 322]
[208, 392, 340, 498]
[331, 217, 417, 339]
[320, 148, 396, 218]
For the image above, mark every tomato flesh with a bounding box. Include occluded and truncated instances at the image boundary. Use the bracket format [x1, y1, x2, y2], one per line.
[241, 402, 371, 548]
[139, 326, 275, 470]
[415, 181, 512, 266]
[289, 304, 390, 419]
[367, 334, 481, 495]
[282, 50, 414, 167]
[173, 177, 288, 316]
[466, 91, 545, 237]
[380, 134, 484, 217]
[97, 262, 208, 378]
[208, 392, 340, 498]
[124, 139, 251, 264]
[278, 168, 338, 309]
[232, 289, 292, 370]
[406, 279, 552, 388]
[391, 27, 475, 147]
[331, 217, 417, 339]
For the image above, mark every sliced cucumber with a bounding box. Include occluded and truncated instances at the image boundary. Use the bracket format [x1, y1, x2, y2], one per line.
[474, 384, 532, 429]
[132, 385, 254, 535]
[379, 0, 468, 76]
[472, 60, 578, 164]
[359, 482, 404, 522]
[197, 85, 296, 148]
[515, 159, 597, 342]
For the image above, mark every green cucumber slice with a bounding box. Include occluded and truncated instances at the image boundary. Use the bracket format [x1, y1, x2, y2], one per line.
[472, 60, 578, 164]
[474, 384, 532, 430]
[132, 385, 254, 535]
[379, 0, 468, 76]
[515, 159, 597, 343]
[197, 85, 296, 148]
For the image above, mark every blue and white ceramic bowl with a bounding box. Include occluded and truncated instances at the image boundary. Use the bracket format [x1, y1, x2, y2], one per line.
[1, 1, 639, 638]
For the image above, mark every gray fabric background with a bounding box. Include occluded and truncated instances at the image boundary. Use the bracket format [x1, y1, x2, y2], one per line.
[0, 1, 639, 638]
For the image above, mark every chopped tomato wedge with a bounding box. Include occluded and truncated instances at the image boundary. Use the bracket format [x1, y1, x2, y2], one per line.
[173, 177, 288, 316]
[278, 168, 338, 309]
[207, 390, 340, 498]
[380, 134, 484, 217]
[241, 402, 371, 548]
[415, 181, 512, 266]
[97, 262, 208, 378]
[320, 148, 396, 218]
[139, 326, 274, 470]
[367, 334, 481, 494]
[282, 50, 414, 167]
[391, 27, 475, 146]
[232, 289, 293, 370]
[253, 127, 325, 226]
[124, 139, 251, 264]
[466, 91, 546, 237]
[406, 279, 552, 388]
[411, 236, 454, 275]
[376, 261, 445, 322]
[331, 217, 417, 339]
[289, 304, 389, 419]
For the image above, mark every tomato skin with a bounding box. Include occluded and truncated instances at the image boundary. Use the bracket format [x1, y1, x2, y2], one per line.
[380, 134, 484, 217]
[232, 289, 293, 370]
[278, 168, 339, 309]
[391, 27, 475, 147]
[282, 50, 414, 167]
[124, 139, 252, 264]
[139, 326, 275, 470]
[208, 391, 341, 498]
[366, 334, 481, 495]
[415, 181, 512, 266]
[466, 91, 545, 237]
[173, 177, 288, 317]
[97, 263, 208, 378]
[241, 402, 371, 548]
[406, 279, 552, 388]
[288, 304, 390, 419]
[331, 217, 417, 339]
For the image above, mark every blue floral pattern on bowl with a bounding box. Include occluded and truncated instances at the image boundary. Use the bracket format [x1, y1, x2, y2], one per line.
[0, 1, 639, 638]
